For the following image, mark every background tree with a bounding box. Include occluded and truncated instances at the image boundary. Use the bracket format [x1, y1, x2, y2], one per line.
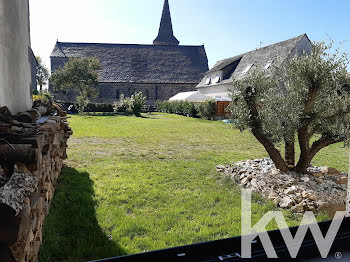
[228, 41, 350, 174]
[35, 56, 50, 92]
[50, 57, 101, 114]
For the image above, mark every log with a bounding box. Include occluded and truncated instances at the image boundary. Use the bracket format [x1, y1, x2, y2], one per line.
[14, 113, 34, 124]
[0, 204, 20, 245]
[0, 245, 15, 262]
[0, 171, 38, 215]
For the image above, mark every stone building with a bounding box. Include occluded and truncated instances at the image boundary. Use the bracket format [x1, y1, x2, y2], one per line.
[50, 0, 209, 104]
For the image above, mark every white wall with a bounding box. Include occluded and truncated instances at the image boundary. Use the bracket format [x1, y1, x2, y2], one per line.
[0, 0, 33, 114]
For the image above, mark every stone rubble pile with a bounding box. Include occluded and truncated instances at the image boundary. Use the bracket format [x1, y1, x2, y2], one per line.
[0, 103, 72, 262]
[216, 159, 348, 217]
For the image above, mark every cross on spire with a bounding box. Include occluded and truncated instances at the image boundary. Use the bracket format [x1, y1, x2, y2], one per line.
[153, 0, 179, 46]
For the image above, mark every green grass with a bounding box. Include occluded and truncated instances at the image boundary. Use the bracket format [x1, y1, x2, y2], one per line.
[39, 113, 346, 261]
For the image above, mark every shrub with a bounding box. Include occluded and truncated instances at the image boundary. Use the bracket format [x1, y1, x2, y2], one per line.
[113, 92, 146, 117]
[130, 92, 146, 117]
[33, 91, 53, 104]
[156, 100, 201, 118]
[196, 99, 216, 120]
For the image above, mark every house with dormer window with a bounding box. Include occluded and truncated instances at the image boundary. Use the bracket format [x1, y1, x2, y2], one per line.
[170, 34, 312, 116]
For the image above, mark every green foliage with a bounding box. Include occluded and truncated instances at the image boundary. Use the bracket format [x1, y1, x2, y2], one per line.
[156, 99, 216, 119]
[130, 92, 146, 117]
[197, 99, 216, 120]
[35, 56, 50, 92]
[85, 103, 114, 113]
[33, 91, 53, 105]
[113, 92, 146, 117]
[227, 40, 350, 172]
[50, 57, 101, 115]
[113, 94, 130, 114]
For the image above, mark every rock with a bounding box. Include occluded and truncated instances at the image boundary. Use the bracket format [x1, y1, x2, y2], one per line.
[251, 178, 258, 189]
[269, 192, 279, 200]
[301, 177, 310, 182]
[216, 165, 225, 172]
[308, 195, 317, 201]
[240, 173, 246, 180]
[291, 204, 304, 213]
[302, 191, 309, 198]
[321, 166, 341, 176]
[257, 180, 266, 187]
[274, 197, 282, 205]
[336, 176, 348, 185]
[271, 169, 279, 176]
[285, 186, 297, 195]
[238, 169, 246, 175]
[241, 177, 249, 186]
[313, 173, 324, 178]
[247, 174, 254, 180]
[280, 196, 294, 208]
[295, 196, 303, 204]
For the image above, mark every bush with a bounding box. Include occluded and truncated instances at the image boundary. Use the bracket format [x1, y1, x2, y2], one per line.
[130, 92, 146, 117]
[113, 94, 130, 114]
[196, 99, 216, 120]
[86, 103, 114, 112]
[33, 91, 53, 104]
[113, 92, 146, 117]
[156, 100, 216, 119]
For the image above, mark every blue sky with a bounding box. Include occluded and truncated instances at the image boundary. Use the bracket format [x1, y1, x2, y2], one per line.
[30, 0, 350, 71]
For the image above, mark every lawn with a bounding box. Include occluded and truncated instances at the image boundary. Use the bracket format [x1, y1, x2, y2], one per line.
[39, 113, 347, 262]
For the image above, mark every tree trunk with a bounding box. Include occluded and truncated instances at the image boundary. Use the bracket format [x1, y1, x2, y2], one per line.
[285, 139, 295, 167]
[39, 84, 42, 92]
[251, 129, 289, 172]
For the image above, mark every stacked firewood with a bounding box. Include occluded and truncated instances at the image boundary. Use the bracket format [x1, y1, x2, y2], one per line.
[0, 103, 72, 262]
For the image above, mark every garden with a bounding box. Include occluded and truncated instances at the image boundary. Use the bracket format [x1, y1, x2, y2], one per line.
[38, 113, 345, 262]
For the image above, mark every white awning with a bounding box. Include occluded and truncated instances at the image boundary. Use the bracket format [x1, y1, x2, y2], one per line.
[169, 91, 209, 102]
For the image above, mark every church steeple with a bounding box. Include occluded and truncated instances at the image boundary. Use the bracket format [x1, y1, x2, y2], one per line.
[153, 0, 179, 46]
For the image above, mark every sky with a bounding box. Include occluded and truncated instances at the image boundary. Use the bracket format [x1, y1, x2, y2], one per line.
[29, 0, 350, 73]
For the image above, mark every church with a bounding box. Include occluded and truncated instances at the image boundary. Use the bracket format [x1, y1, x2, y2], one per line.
[50, 0, 209, 104]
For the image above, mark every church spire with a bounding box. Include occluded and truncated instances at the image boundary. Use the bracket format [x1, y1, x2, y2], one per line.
[153, 0, 179, 46]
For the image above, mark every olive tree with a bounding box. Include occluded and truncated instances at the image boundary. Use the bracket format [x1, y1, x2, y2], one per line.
[228, 41, 350, 174]
[50, 57, 100, 114]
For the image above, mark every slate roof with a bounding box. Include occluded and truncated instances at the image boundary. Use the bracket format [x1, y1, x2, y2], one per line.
[153, 0, 179, 46]
[198, 34, 310, 88]
[51, 42, 209, 84]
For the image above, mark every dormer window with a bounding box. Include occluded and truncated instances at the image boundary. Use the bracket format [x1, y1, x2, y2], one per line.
[214, 75, 221, 83]
[264, 60, 274, 70]
[205, 77, 212, 85]
[241, 64, 254, 74]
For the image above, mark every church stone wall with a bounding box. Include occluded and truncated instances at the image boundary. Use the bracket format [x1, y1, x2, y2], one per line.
[52, 82, 198, 105]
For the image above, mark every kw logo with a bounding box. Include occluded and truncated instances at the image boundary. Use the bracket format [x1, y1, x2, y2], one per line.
[241, 189, 345, 258]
